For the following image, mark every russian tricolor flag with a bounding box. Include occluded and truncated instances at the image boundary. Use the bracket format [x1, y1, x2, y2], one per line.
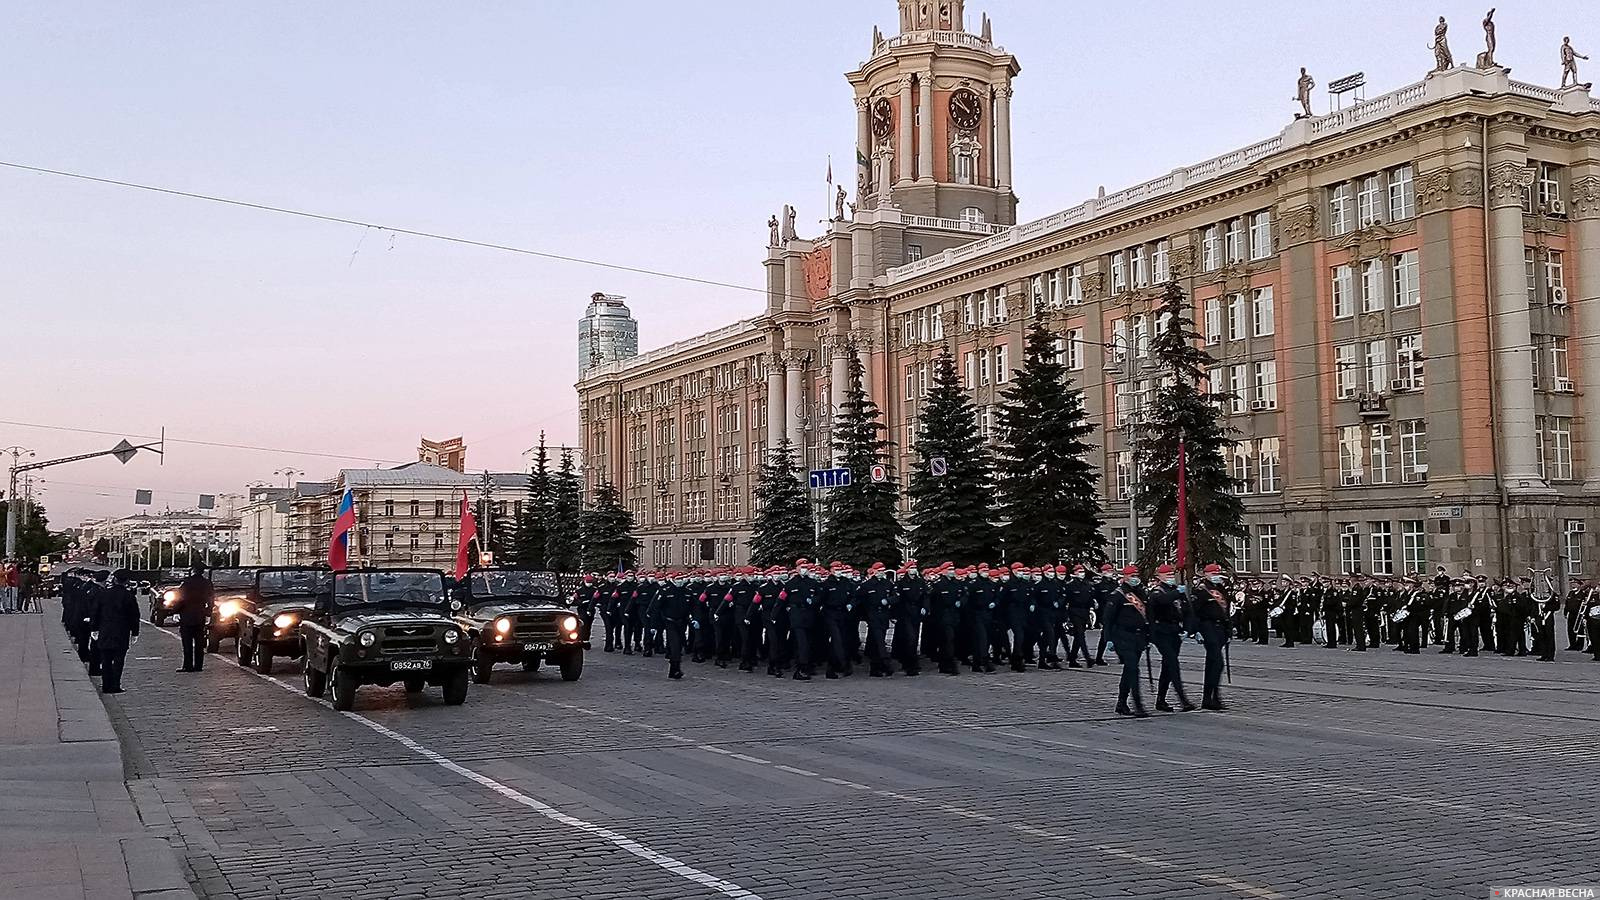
[329, 488, 355, 572]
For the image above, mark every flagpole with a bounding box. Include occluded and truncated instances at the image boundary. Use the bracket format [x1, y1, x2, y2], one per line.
[825, 154, 833, 226]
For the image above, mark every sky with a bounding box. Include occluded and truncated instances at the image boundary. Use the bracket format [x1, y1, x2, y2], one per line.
[2, 0, 1593, 527]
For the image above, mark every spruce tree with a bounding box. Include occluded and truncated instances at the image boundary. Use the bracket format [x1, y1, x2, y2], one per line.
[748, 439, 814, 567]
[995, 320, 1105, 564]
[818, 351, 903, 569]
[906, 347, 999, 565]
[544, 448, 583, 573]
[580, 482, 639, 572]
[513, 434, 553, 570]
[1133, 281, 1246, 572]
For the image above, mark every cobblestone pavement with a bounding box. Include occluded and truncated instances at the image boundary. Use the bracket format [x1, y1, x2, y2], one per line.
[103, 626, 1600, 900]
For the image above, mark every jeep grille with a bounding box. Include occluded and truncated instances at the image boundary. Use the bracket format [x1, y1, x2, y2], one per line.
[381, 624, 438, 654]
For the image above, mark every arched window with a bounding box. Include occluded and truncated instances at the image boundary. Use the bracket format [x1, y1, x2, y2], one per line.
[959, 206, 986, 224]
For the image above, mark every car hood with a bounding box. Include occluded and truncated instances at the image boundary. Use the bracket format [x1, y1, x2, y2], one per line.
[462, 601, 570, 621]
[257, 598, 317, 617]
[332, 610, 455, 632]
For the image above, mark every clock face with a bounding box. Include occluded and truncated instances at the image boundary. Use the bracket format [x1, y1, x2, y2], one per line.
[871, 98, 894, 139]
[950, 88, 983, 131]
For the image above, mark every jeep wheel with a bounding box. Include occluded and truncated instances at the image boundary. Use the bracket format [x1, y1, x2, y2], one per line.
[472, 659, 494, 684]
[559, 652, 584, 682]
[521, 655, 541, 673]
[303, 657, 327, 698]
[442, 669, 469, 705]
[330, 659, 357, 711]
[404, 678, 425, 694]
[236, 636, 253, 666]
[254, 647, 273, 676]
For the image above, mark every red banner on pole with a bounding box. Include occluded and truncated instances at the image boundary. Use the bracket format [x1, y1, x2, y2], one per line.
[1176, 440, 1190, 571]
[455, 491, 478, 579]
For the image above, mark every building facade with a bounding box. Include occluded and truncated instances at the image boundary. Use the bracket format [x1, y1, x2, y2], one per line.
[578, 293, 640, 379]
[577, 3, 1600, 577]
[85, 511, 242, 570]
[238, 486, 294, 566]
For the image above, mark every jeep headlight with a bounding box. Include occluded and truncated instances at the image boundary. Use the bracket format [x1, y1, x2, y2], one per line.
[163, 590, 177, 607]
[217, 600, 241, 620]
[358, 631, 376, 647]
[273, 613, 297, 629]
[443, 629, 460, 645]
[560, 615, 579, 633]
[494, 617, 513, 635]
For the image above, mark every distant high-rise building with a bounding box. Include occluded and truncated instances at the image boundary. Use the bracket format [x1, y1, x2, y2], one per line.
[578, 293, 639, 378]
[418, 436, 466, 472]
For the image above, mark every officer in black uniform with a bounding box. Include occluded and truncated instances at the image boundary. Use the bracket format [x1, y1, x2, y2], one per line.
[1063, 566, 1095, 668]
[650, 575, 690, 679]
[174, 566, 212, 672]
[1193, 565, 1231, 711]
[738, 571, 769, 672]
[76, 571, 107, 671]
[819, 565, 856, 679]
[928, 566, 964, 675]
[786, 566, 819, 681]
[92, 571, 142, 694]
[859, 565, 895, 677]
[1001, 566, 1035, 673]
[1147, 565, 1195, 713]
[1109, 569, 1151, 718]
[892, 565, 925, 677]
[766, 571, 792, 677]
[1091, 564, 1117, 666]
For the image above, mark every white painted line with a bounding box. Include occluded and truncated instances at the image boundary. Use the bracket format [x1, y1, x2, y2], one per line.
[227, 726, 279, 735]
[1199, 873, 1286, 899]
[775, 765, 819, 777]
[148, 627, 762, 899]
[699, 745, 734, 755]
[727, 753, 772, 765]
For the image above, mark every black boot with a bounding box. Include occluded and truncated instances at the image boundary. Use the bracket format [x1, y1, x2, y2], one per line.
[1155, 699, 1174, 713]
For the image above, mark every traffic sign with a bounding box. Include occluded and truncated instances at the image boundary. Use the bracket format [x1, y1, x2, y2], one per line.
[808, 468, 852, 489]
[110, 440, 138, 465]
[930, 457, 948, 477]
[870, 465, 888, 483]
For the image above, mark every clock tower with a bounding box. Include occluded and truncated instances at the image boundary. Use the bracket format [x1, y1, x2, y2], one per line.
[846, 1, 1020, 227]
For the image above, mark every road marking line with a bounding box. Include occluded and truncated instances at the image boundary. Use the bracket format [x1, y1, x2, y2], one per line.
[147, 628, 763, 900]
[727, 753, 772, 765]
[699, 745, 734, 755]
[1198, 873, 1286, 899]
[774, 765, 819, 777]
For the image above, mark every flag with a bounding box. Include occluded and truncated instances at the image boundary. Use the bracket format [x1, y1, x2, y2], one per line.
[455, 490, 479, 579]
[826, 155, 833, 185]
[329, 489, 355, 572]
[1175, 440, 1190, 571]
[857, 149, 869, 169]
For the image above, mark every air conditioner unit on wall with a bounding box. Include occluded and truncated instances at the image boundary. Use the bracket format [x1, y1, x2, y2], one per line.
[1549, 199, 1567, 216]
[1250, 400, 1271, 412]
[1551, 287, 1569, 307]
[1555, 377, 1575, 393]
[1391, 378, 1410, 393]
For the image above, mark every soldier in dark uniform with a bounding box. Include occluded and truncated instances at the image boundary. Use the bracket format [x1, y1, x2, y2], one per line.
[687, 577, 715, 664]
[738, 571, 769, 672]
[717, 571, 750, 668]
[1062, 566, 1095, 668]
[649, 574, 690, 679]
[1348, 576, 1369, 651]
[859, 564, 895, 677]
[1147, 565, 1195, 713]
[1585, 587, 1600, 661]
[1091, 564, 1118, 666]
[1194, 566, 1231, 710]
[174, 566, 212, 673]
[1494, 578, 1518, 657]
[1001, 565, 1035, 673]
[1564, 580, 1589, 652]
[75, 572, 106, 670]
[927, 566, 964, 675]
[1277, 577, 1303, 648]
[1532, 579, 1560, 662]
[1322, 577, 1343, 648]
[786, 565, 820, 681]
[1109, 570, 1151, 718]
[622, 576, 645, 655]
[1460, 576, 1490, 657]
[91, 571, 142, 694]
[1032, 567, 1065, 670]
[765, 570, 792, 677]
[891, 564, 925, 676]
[819, 565, 857, 678]
[967, 568, 999, 674]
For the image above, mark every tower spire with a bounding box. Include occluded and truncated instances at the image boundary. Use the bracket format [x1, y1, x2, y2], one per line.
[896, 1, 966, 34]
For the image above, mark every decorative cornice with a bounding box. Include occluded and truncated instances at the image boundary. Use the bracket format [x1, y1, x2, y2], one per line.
[1333, 223, 1397, 261]
[1487, 161, 1535, 208]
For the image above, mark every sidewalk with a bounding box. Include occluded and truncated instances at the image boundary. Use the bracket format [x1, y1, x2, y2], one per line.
[0, 604, 196, 900]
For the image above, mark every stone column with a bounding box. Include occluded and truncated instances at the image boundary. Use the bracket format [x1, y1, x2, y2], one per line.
[785, 355, 806, 466]
[896, 74, 915, 185]
[994, 85, 1014, 189]
[1486, 160, 1544, 491]
[855, 98, 870, 192]
[917, 73, 934, 183]
[1572, 174, 1600, 491]
[765, 355, 786, 453]
[830, 344, 849, 464]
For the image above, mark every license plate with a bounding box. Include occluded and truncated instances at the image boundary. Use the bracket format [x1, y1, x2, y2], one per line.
[390, 659, 432, 672]
[523, 642, 554, 652]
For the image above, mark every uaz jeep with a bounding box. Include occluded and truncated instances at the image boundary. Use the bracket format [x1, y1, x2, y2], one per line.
[455, 568, 585, 683]
[235, 568, 330, 675]
[205, 567, 262, 652]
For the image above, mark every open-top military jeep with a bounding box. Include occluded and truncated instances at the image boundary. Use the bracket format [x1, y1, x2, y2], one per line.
[205, 567, 262, 652]
[236, 567, 330, 675]
[300, 569, 471, 710]
[455, 568, 585, 684]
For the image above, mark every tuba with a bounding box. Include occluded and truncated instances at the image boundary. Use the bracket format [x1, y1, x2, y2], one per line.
[1452, 591, 1478, 622]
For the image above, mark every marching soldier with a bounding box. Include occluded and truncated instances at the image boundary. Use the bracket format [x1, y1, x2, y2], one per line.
[649, 574, 690, 680]
[929, 566, 965, 675]
[1092, 564, 1119, 665]
[1147, 565, 1195, 713]
[1064, 566, 1096, 667]
[787, 564, 820, 681]
[1322, 577, 1343, 649]
[738, 572, 768, 672]
[1032, 567, 1065, 670]
[819, 564, 856, 679]
[1002, 564, 1035, 673]
[859, 565, 896, 677]
[892, 563, 926, 676]
[1193, 565, 1231, 710]
[91, 571, 142, 694]
[1586, 588, 1600, 661]
[1109, 568, 1151, 718]
[1564, 580, 1589, 652]
[765, 570, 793, 677]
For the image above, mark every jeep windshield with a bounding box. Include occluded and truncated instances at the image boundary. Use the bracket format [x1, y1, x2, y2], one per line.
[257, 570, 332, 601]
[468, 570, 559, 603]
[211, 569, 256, 591]
[332, 572, 447, 611]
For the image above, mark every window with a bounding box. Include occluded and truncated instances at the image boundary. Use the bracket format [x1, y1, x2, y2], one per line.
[1066, 328, 1084, 370]
[1030, 275, 1044, 314]
[1227, 294, 1246, 342]
[1112, 527, 1130, 569]
[1249, 211, 1272, 259]
[1537, 414, 1549, 480]
[1109, 317, 1128, 364]
[1116, 451, 1133, 500]
[1202, 225, 1220, 272]
[1046, 270, 1061, 307]
[1230, 443, 1253, 493]
[384, 500, 394, 517]
[955, 153, 975, 184]
[908, 243, 923, 262]
[1369, 522, 1394, 575]
[1365, 340, 1388, 393]
[1066, 265, 1083, 305]
[1339, 426, 1365, 485]
[1359, 259, 1385, 312]
[1396, 334, 1424, 389]
[1131, 246, 1148, 288]
[1564, 520, 1585, 576]
[1401, 520, 1427, 574]
[1526, 248, 1539, 303]
[1252, 287, 1275, 337]
[1369, 423, 1393, 484]
[995, 287, 1008, 323]
[1225, 218, 1245, 263]
[1547, 250, 1566, 302]
[1258, 438, 1282, 493]
[1537, 162, 1564, 211]
[1357, 174, 1383, 225]
[1399, 419, 1428, 482]
[964, 294, 977, 327]
[1339, 522, 1362, 574]
[1114, 383, 1133, 426]
[1111, 252, 1126, 293]
[1551, 416, 1574, 481]
[1254, 360, 1278, 409]
[959, 206, 985, 223]
[1388, 164, 1415, 220]
[408, 499, 418, 517]
[1233, 534, 1252, 572]
[1132, 315, 1151, 358]
[1552, 337, 1570, 385]
[1332, 265, 1355, 318]
[1329, 183, 1353, 236]
[995, 344, 1010, 383]
[1258, 524, 1279, 573]
[979, 349, 991, 386]
[434, 499, 445, 518]
[1204, 297, 1222, 345]
[1335, 343, 1358, 398]
[1153, 240, 1171, 283]
[1228, 365, 1249, 414]
[1392, 251, 1420, 308]
[964, 351, 976, 388]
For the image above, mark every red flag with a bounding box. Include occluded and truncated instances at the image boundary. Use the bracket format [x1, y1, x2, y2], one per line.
[1175, 440, 1190, 571]
[455, 491, 478, 579]
[329, 489, 355, 572]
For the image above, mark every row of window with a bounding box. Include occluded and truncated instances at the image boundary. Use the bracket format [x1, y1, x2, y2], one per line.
[1337, 420, 1430, 486]
[1334, 335, 1425, 398]
[1331, 251, 1421, 318]
[1525, 248, 1569, 305]
[1336, 520, 1428, 576]
[1110, 239, 1174, 291]
[1112, 524, 1284, 574]
[1199, 210, 1274, 272]
[1328, 164, 1416, 236]
[1531, 336, 1577, 392]
[1203, 288, 1276, 345]
[373, 499, 523, 520]
[1204, 360, 1280, 413]
[1534, 416, 1578, 482]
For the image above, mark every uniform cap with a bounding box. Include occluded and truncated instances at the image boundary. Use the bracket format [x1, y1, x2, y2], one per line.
[1156, 564, 1175, 576]
[1122, 565, 1139, 577]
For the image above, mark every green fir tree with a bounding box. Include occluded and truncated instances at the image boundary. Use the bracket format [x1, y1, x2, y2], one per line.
[818, 351, 903, 569]
[1133, 282, 1246, 572]
[906, 347, 999, 565]
[513, 433, 553, 570]
[748, 439, 815, 568]
[544, 448, 583, 573]
[995, 319, 1105, 564]
[580, 482, 639, 573]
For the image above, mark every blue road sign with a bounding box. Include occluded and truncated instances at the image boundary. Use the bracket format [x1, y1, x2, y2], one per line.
[808, 468, 852, 489]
